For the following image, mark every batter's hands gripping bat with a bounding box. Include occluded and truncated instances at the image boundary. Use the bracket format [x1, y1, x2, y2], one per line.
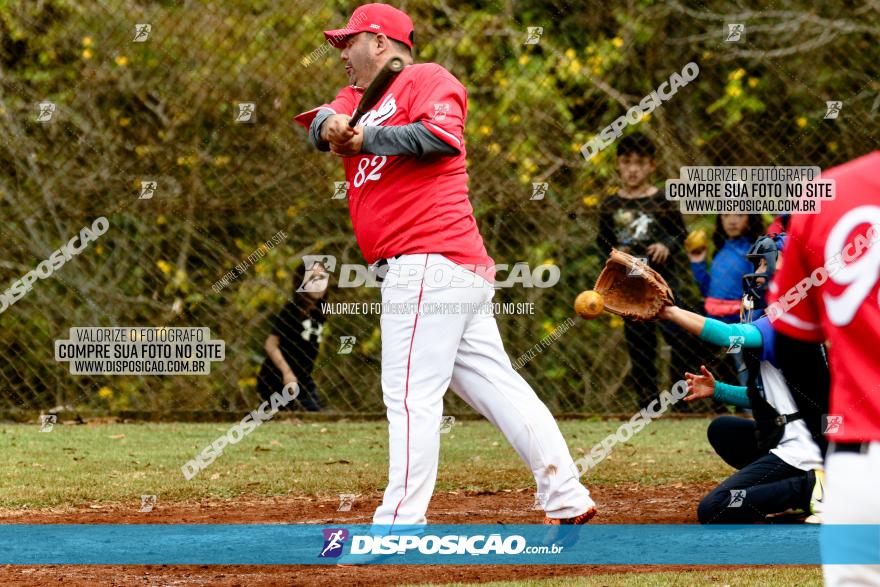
[349, 57, 404, 127]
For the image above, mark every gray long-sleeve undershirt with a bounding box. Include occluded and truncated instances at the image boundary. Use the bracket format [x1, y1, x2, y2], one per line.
[308, 109, 459, 158]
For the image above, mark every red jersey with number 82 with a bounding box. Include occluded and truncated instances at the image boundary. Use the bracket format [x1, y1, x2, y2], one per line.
[294, 63, 493, 277]
[768, 151, 880, 442]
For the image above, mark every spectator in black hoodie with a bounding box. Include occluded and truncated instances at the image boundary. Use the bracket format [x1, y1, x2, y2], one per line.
[597, 133, 692, 408]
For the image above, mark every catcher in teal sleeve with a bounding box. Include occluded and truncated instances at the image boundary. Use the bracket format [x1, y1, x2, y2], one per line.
[658, 235, 828, 524]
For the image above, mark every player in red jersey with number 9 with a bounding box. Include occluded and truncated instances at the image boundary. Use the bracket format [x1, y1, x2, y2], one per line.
[767, 151, 880, 586]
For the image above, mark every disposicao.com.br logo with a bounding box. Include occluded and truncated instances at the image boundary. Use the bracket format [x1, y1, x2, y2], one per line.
[319, 529, 563, 557]
[319, 528, 350, 558]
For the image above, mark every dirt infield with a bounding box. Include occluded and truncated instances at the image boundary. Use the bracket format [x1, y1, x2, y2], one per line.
[0, 484, 724, 586]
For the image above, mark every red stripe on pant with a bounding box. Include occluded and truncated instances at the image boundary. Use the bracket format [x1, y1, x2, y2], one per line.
[390, 255, 429, 528]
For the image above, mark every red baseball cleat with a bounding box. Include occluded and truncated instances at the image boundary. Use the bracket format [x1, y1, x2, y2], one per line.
[543, 506, 598, 526]
[543, 506, 597, 548]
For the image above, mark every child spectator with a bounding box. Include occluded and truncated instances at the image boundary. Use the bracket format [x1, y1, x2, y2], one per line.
[689, 215, 764, 388]
[689, 214, 765, 323]
[257, 259, 329, 411]
[597, 132, 692, 408]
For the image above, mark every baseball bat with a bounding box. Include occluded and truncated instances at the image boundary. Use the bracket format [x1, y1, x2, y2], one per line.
[349, 57, 404, 127]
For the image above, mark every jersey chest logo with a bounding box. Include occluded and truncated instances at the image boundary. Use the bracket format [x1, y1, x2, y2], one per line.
[301, 318, 323, 343]
[359, 94, 397, 127]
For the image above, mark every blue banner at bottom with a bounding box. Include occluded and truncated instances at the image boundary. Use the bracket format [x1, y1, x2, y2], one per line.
[0, 524, 877, 565]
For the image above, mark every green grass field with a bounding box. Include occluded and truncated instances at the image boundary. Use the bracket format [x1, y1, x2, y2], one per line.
[0, 418, 727, 508]
[419, 567, 822, 587]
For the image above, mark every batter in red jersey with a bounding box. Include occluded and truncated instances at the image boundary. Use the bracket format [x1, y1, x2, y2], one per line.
[295, 3, 596, 529]
[767, 151, 880, 585]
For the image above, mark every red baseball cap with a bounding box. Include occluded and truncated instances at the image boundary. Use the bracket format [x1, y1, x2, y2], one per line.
[323, 3, 414, 49]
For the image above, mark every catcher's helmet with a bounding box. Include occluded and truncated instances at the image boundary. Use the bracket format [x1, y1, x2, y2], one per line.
[742, 233, 786, 309]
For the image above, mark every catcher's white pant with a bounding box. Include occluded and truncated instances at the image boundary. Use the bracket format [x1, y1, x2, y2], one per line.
[823, 442, 880, 587]
[372, 254, 594, 527]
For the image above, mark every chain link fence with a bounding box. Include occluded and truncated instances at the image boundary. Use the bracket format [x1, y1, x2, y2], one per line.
[1, 0, 877, 418]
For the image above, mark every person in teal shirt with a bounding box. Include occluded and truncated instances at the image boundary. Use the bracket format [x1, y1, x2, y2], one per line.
[658, 235, 827, 523]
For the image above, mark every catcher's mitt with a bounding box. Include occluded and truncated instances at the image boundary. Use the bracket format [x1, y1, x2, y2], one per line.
[594, 249, 674, 321]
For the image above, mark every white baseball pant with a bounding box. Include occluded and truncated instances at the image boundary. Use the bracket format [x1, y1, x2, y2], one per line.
[371, 253, 594, 527]
[823, 441, 880, 586]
